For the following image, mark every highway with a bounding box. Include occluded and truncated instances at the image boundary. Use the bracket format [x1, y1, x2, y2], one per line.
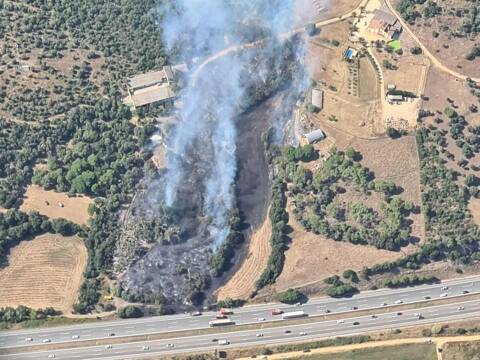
[3, 299, 480, 360]
[1, 276, 480, 350]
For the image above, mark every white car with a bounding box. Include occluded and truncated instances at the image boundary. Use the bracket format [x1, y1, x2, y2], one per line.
[166, 343, 175, 348]
[47, 355, 55, 359]
[42, 339, 51, 343]
[440, 293, 448, 298]
[105, 345, 113, 349]
[337, 319, 345, 324]
[380, 302, 387, 307]
[299, 332, 307, 336]
[24, 337, 33, 342]
[441, 286, 449, 291]
[71, 335, 79, 340]
[457, 306, 465, 311]
[257, 317, 266, 322]
[142, 346, 150, 350]
[394, 300, 403, 304]
[256, 333, 264, 337]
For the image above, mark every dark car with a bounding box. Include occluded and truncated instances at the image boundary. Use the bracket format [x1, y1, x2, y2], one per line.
[353, 321, 360, 325]
[351, 306, 358, 310]
[284, 330, 291, 334]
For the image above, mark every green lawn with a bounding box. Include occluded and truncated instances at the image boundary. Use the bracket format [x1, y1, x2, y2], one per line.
[388, 40, 402, 51]
[290, 343, 437, 360]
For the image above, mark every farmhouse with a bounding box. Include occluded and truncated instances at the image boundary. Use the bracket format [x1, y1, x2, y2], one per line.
[368, 9, 402, 39]
[311, 88, 324, 111]
[126, 66, 176, 110]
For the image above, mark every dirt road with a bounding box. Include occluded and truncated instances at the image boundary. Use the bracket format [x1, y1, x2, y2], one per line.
[191, 0, 370, 84]
[384, 0, 480, 83]
[237, 334, 480, 360]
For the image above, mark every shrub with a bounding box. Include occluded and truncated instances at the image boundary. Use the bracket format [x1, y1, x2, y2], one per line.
[278, 289, 306, 304]
[117, 305, 143, 319]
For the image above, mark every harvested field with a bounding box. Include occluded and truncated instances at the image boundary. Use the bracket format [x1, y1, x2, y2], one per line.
[21, 185, 93, 225]
[217, 216, 272, 300]
[443, 340, 480, 360]
[0, 234, 87, 314]
[283, 343, 437, 360]
[274, 203, 401, 291]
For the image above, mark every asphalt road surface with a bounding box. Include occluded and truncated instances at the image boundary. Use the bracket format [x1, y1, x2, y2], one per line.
[3, 299, 480, 360]
[1, 276, 479, 351]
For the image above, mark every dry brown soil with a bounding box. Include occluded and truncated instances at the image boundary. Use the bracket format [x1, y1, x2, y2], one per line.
[20, 185, 93, 225]
[391, 0, 480, 79]
[217, 216, 272, 300]
[274, 202, 401, 292]
[0, 234, 87, 314]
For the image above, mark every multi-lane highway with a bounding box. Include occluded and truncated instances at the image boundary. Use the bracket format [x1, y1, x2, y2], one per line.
[3, 299, 480, 360]
[1, 276, 480, 353]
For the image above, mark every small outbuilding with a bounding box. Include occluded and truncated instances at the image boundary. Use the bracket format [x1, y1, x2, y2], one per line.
[387, 94, 404, 103]
[311, 88, 324, 111]
[302, 129, 325, 145]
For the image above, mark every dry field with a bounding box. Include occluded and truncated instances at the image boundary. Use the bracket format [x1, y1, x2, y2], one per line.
[423, 67, 479, 119]
[274, 203, 401, 291]
[391, 0, 480, 79]
[275, 131, 424, 291]
[217, 216, 272, 300]
[422, 68, 480, 180]
[0, 234, 87, 314]
[442, 340, 480, 360]
[21, 185, 93, 225]
[358, 56, 380, 102]
[304, 21, 382, 138]
[349, 135, 425, 244]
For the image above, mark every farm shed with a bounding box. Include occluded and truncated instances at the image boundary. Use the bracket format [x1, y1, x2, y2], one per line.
[303, 129, 325, 144]
[311, 88, 324, 110]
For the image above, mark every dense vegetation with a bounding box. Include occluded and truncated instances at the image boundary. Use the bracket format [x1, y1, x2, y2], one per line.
[384, 274, 438, 288]
[0, 0, 169, 313]
[256, 179, 289, 289]
[277, 288, 306, 304]
[210, 209, 244, 277]
[0, 305, 58, 324]
[324, 275, 358, 297]
[291, 148, 415, 251]
[31, 101, 153, 197]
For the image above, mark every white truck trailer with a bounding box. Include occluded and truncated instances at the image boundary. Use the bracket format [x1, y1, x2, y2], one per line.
[208, 318, 235, 327]
[281, 311, 307, 320]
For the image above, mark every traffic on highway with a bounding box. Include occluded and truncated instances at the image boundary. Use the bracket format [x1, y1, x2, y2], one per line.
[1, 276, 479, 350]
[3, 298, 480, 360]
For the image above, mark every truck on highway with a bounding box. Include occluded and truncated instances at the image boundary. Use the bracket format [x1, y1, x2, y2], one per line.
[209, 318, 235, 327]
[281, 311, 307, 319]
